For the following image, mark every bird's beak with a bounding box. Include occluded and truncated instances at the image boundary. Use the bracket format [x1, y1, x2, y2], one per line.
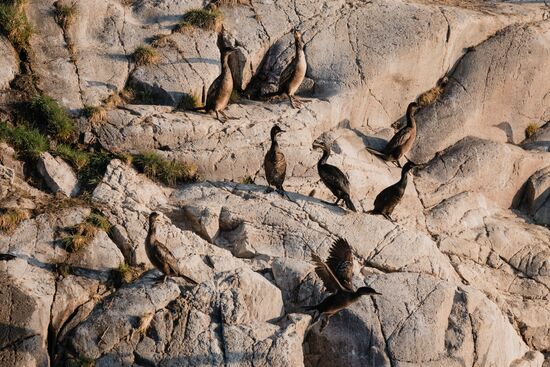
[279, 129, 286, 133]
[373, 291, 382, 296]
[312, 141, 322, 149]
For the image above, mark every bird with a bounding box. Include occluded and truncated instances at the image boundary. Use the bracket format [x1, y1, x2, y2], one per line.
[265, 28, 307, 108]
[192, 32, 237, 122]
[368, 161, 417, 221]
[366, 102, 419, 167]
[312, 138, 357, 211]
[145, 212, 197, 284]
[303, 238, 381, 331]
[0, 253, 16, 261]
[263, 124, 287, 196]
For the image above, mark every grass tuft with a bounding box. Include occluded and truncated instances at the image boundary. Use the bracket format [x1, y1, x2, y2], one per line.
[133, 45, 160, 66]
[61, 222, 96, 252]
[83, 105, 107, 126]
[54, 1, 78, 30]
[178, 93, 201, 110]
[78, 151, 113, 192]
[241, 175, 254, 184]
[418, 85, 444, 106]
[151, 34, 176, 49]
[55, 144, 90, 171]
[0, 2, 33, 51]
[179, 9, 222, 32]
[133, 151, 198, 186]
[0, 122, 49, 159]
[525, 123, 539, 139]
[0, 209, 30, 234]
[111, 262, 146, 287]
[31, 95, 75, 141]
[86, 211, 111, 233]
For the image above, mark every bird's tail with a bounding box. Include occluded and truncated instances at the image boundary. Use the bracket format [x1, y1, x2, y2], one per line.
[344, 195, 357, 212]
[301, 304, 318, 312]
[364, 146, 386, 157]
[0, 253, 16, 261]
[189, 106, 206, 112]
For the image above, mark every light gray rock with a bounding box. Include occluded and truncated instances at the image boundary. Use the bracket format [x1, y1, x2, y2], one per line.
[0, 36, 18, 90]
[36, 152, 79, 197]
[518, 166, 550, 226]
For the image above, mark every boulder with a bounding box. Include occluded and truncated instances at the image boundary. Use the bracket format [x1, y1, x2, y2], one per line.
[0, 36, 18, 90]
[518, 166, 550, 226]
[36, 152, 79, 197]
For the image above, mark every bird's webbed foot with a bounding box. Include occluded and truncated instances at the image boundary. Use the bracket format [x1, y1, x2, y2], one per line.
[265, 186, 274, 194]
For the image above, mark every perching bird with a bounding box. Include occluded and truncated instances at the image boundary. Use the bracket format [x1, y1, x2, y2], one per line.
[303, 238, 381, 331]
[264, 124, 287, 195]
[312, 138, 356, 211]
[0, 253, 16, 261]
[265, 28, 307, 108]
[145, 212, 197, 284]
[366, 102, 419, 167]
[368, 161, 417, 221]
[192, 32, 236, 122]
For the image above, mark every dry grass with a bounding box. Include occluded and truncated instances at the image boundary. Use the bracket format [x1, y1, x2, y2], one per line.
[525, 123, 539, 139]
[0, 2, 33, 51]
[133, 151, 199, 186]
[215, 0, 250, 5]
[178, 93, 202, 110]
[132, 311, 154, 338]
[54, 1, 78, 30]
[133, 45, 160, 66]
[61, 222, 97, 252]
[0, 209, 30, 234]
[86, 212, 111, 233]
[179, 8, 223, 32]
[418, 85, 444, 106]
[151, 34, 176, 49]
[83, 105, 107, 126]
[111, 262, 146, 287]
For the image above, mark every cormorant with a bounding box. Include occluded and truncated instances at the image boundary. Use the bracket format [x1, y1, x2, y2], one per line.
[366, 102, 418, 167]
[266, 29, 307, 108]
[264, 124, 287, 195]
[368, 161, 417, 221]
[303, 238, 381, 331]
[146, 212, 197, 284]
[312, 138, 356, 212]
[193, 32, 236, 122]
[0, 253, 16, 261]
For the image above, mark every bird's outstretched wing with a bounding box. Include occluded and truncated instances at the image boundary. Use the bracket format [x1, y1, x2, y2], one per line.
[311, 253, 346, 293]
[326, 238, 354, 291]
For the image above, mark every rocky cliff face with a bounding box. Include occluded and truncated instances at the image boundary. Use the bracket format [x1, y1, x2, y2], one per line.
[0, 0, 549, 366]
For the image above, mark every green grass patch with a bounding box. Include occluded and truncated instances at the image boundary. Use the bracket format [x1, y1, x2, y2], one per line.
[0, 122, 49, 159]
[133, 151, 198, 186]
[179, 8, 222, 32]
[86, 211, 111, 233]
[31, 95, 75, 141]
[241, 175, 254, 184]
[133, 45, 160, 66]
[55, 144, 90, 171]
[78, 150, 113, 192]
[0, 2, 33, 51]
[178, 93, 201, 110]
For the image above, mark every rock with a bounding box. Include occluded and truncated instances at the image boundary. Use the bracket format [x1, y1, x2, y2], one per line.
[67, 230, 125, 273]
[518, 166, 550, 226]
[0, 36, 18, 90]
[523, 122, 550, 152]
[410, 22, 550, 163]
[36, 152, 80, 197]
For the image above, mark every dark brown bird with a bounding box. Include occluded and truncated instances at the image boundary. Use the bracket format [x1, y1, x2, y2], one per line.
[146, 212, 197, 284]
[312, 138, 356, 212]
[366, 102, 418, 167]
[303, 238, 381, 331]
[193, 32, 236, 122]
[265, 29, 307, 108]
[264, 125, 287, 195]
[0, 253, 16, 261]
[368, 161, 417, 221]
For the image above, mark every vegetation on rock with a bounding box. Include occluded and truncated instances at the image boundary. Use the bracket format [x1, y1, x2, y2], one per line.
[0, 0, 33, 51]
[133, 45, 160, 66]
[0, 122, 49, 159]
[133, 151, 198, 186]
[179, 8, 222, 32]
[31, 95, 75, 141]
[0, 208, 30, 234]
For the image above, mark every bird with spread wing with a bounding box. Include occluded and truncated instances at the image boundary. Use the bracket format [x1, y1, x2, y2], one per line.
[303, 238, 381, 331]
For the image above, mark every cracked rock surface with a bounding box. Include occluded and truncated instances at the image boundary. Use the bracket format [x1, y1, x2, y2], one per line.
[1, 0, 550, 366]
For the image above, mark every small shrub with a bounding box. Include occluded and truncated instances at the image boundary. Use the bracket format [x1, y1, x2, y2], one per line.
[133, 151, 198, 186]
[61, 222, 96, 252]
[83, 105, 106, 125]
[133, 45, 160, 66]
[86, 211, 111, 233]
[0, 2, 33, 50]
[111, 262, 146, 287]
[31, 95, 75, 141]
[179, 9, 222, 32]
[178, 93, 201, 110]
[54, 1, 77, 30]
[525, 123, 539, 139]
[0, 209, 30, 234]
[0, 122, 49, 159]
[241, 176, 254, 184]
[55, 144, 90, 170]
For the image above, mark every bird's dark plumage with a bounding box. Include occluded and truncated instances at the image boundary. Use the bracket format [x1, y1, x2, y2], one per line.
[313, 139, 356, 212]
[264, 125, 287, 193]
[304, 238, 380, 331]
[367, 102, 418, 166]
[369, 161, 416, 220]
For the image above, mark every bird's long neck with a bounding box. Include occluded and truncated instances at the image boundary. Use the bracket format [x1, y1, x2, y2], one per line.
[221, 53, 231, 76]
[318, 148, 330, 166]
[406, 108, 416, 129]
[270, 134, 279, 150]
[146, 221, 157, 246]
[398, 171, 409, 189]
